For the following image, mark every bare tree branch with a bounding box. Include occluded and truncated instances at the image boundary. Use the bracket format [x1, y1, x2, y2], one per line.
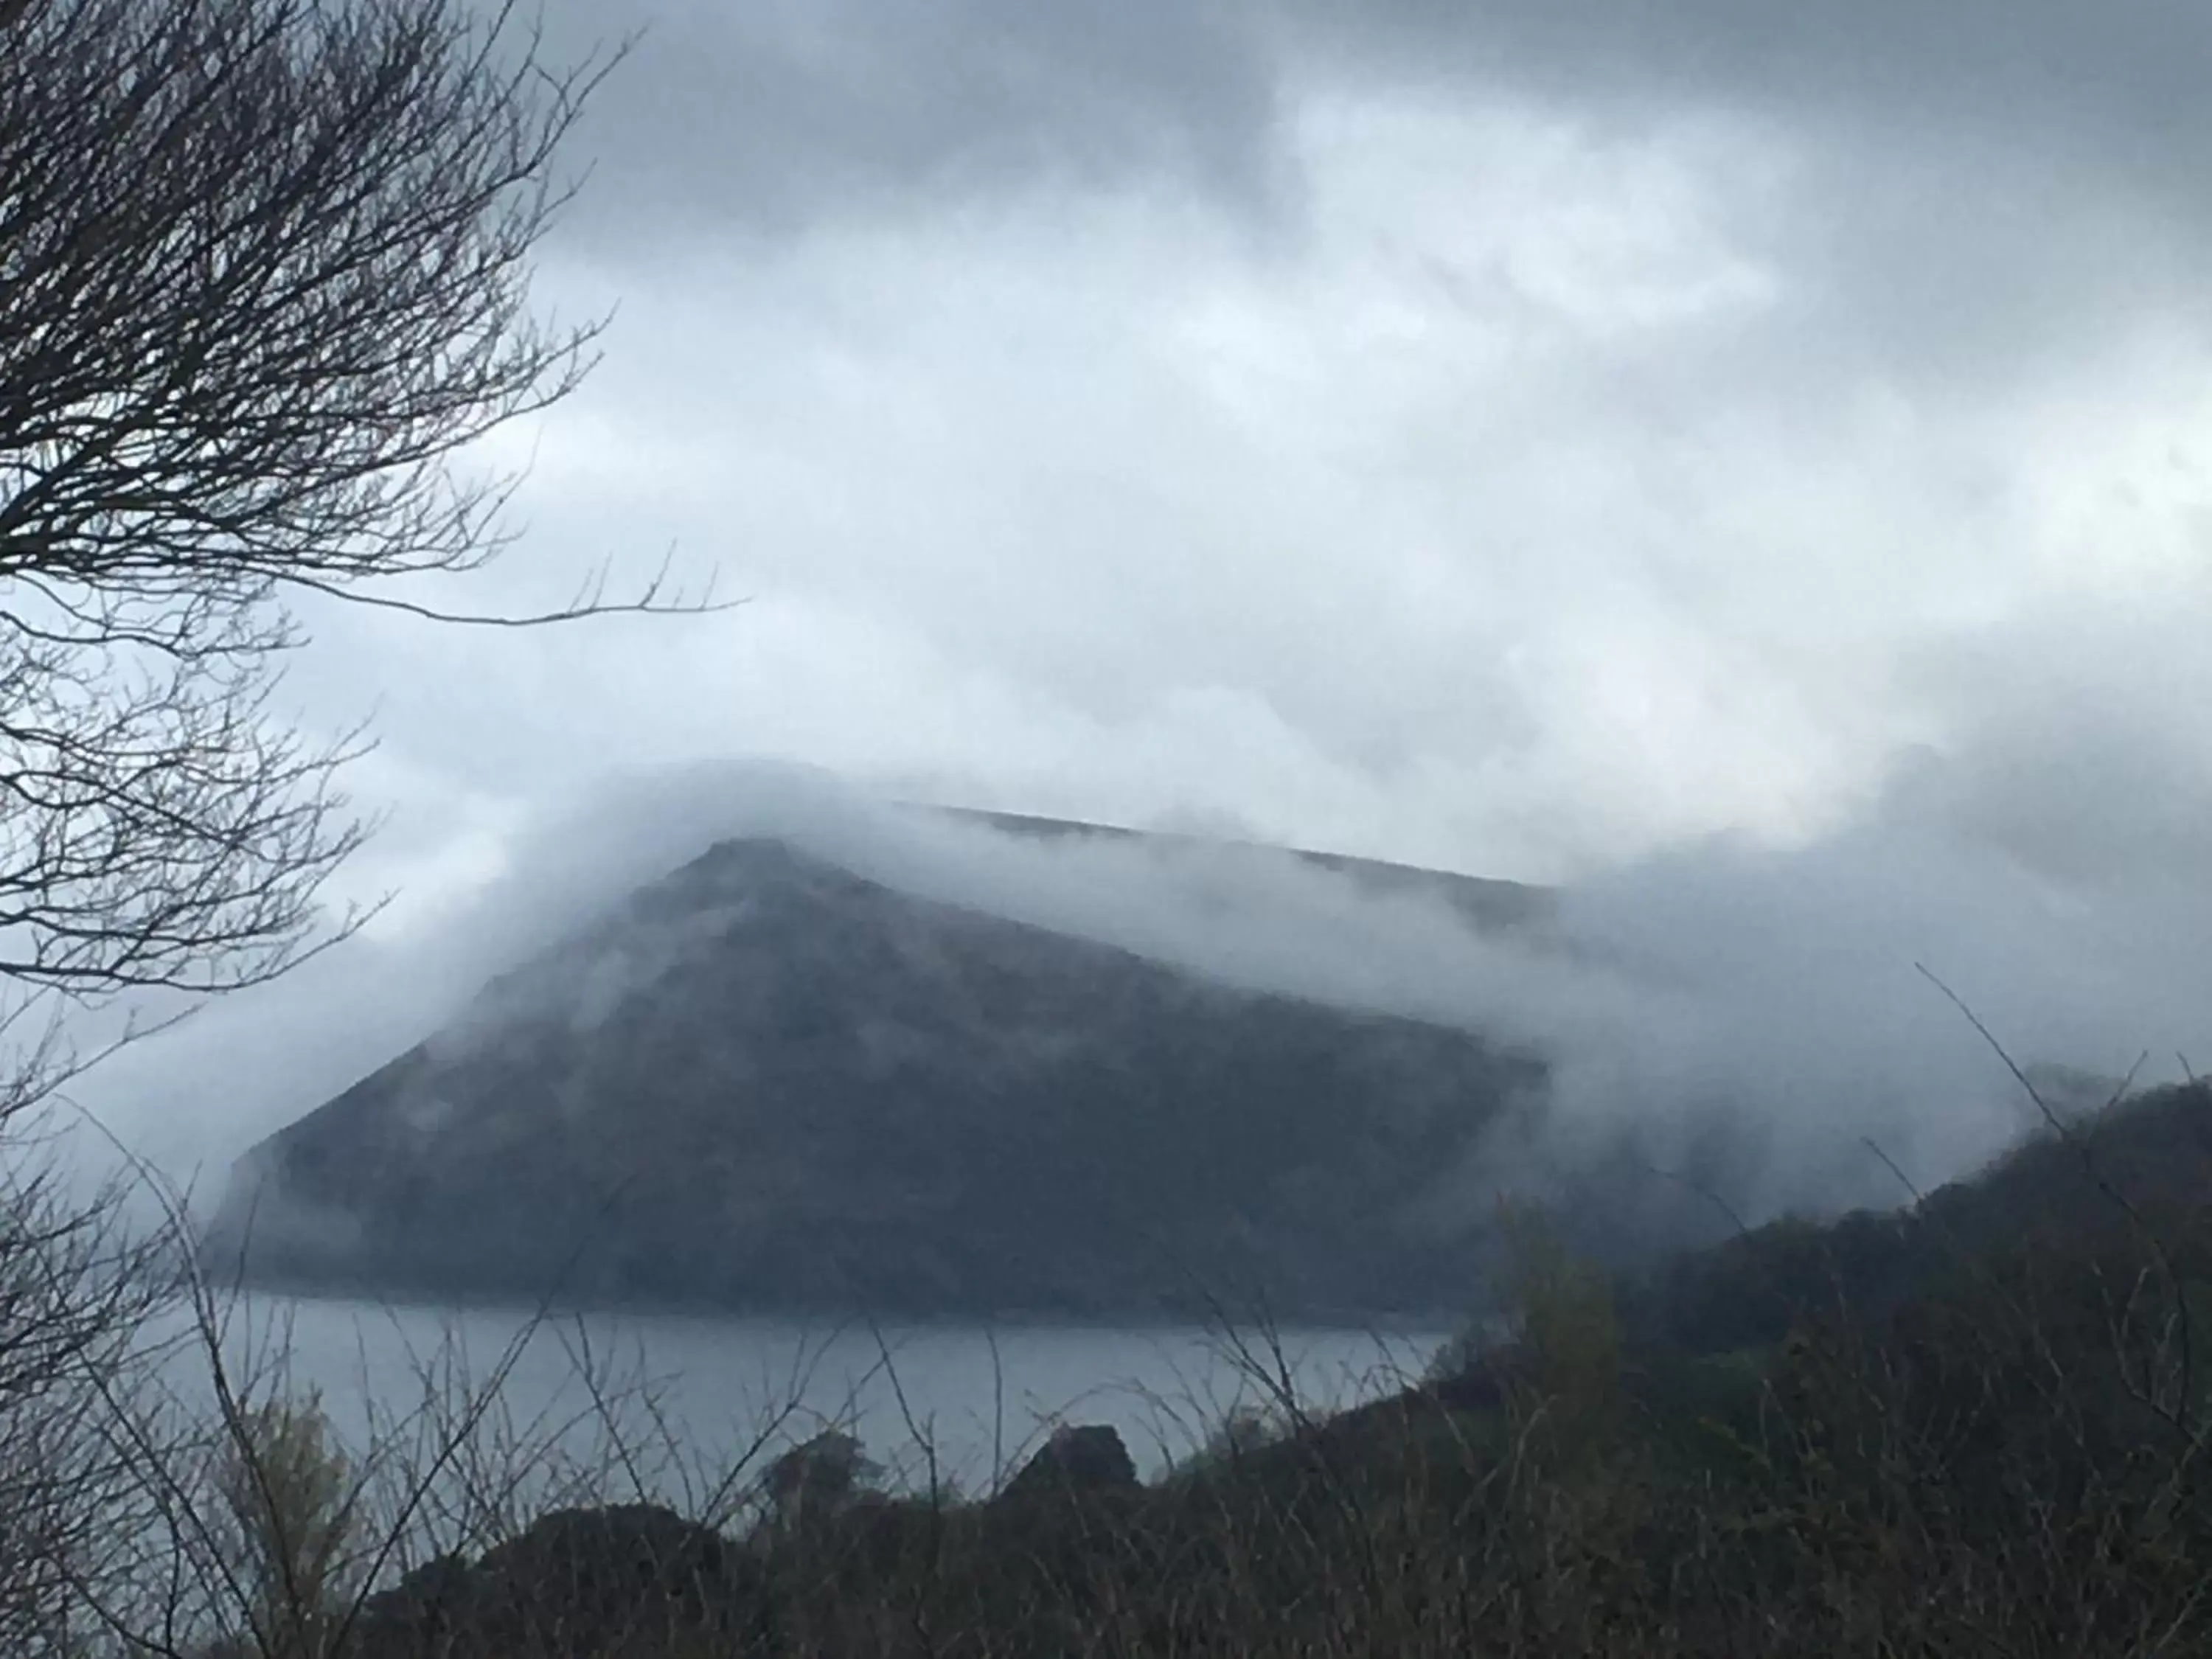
[0, 0, 698, 1017]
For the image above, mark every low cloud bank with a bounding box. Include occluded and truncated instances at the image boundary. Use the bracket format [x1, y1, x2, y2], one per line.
[72, 700, 2212, 1243]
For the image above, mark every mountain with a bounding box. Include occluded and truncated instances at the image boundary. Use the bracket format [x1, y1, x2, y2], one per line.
[206, 814, 1556, 1321]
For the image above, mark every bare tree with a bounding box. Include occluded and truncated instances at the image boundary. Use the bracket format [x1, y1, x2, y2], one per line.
[0, 0, 715, 1017]
[0, 4, 729, 1646]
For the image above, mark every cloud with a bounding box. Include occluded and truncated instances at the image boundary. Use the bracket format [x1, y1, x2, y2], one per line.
[519, 0, 2212, 402]
[40, 1, 2212, 1262]
[1294, 0, 2212, 179]
[229, 2, 2199, 907]
[522, 0, 1280, 239]
[296, 63, 2212, 877]
[527, 0, 2212, 259]
[73, 662, 2212, 1247]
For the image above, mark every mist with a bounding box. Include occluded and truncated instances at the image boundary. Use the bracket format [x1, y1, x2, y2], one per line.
[74, 636, 2212, 1246]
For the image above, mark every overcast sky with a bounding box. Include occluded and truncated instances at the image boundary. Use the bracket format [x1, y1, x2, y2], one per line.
[251, 0, 2206, 919]
[75, 1, 2212, 1202]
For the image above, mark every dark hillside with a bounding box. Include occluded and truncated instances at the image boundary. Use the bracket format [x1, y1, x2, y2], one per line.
[1627, 1076, 2212, 1355]
[334, 1080, 2212, 1657]
[208, 827, 1547, 1320]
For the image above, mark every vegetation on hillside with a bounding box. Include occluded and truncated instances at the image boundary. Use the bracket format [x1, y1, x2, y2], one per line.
[209, 837, 1550, 1324]
[41, 1076, 2209, 1657]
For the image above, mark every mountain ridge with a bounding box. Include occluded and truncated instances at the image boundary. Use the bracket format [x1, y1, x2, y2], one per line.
[207, 817, 1559, 1321]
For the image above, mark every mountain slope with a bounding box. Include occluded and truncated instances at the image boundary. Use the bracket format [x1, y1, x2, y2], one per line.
[210, 826, 1548, 1319]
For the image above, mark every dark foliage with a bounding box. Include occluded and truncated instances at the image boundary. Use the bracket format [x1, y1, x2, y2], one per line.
[322, 1081, 2212, 1657]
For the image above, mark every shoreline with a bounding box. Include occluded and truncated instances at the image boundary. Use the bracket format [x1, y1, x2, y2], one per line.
[201, 1271, 1469, 1343]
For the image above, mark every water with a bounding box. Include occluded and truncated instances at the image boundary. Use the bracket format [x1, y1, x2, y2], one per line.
[156, 1295, 1455, 1507]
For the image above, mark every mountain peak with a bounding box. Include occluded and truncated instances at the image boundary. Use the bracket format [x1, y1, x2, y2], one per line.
[207, 822, 1548, 1321]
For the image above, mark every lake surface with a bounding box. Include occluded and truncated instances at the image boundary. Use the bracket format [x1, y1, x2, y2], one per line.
[160, 1295, 1456, 1503]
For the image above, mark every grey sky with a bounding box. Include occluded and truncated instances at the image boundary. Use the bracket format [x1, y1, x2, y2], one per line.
[538, 0, 1280, 234]
[260, 0, 2208, 894]
[68, 0, 2212, 1203]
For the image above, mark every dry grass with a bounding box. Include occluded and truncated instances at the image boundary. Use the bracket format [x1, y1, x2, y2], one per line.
[9, 1083, 2212, 1656]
